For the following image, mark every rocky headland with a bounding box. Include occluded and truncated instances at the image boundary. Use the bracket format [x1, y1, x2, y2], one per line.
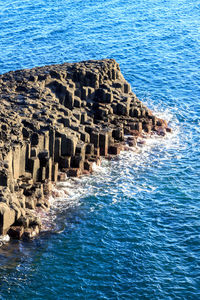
[0, 59, 170, 241]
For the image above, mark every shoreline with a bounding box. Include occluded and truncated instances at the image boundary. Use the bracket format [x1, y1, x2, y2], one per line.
[35, 131, 172, 235]
[0, 59, 171, 243]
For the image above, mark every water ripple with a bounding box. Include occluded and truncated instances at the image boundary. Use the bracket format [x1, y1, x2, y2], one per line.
[1, 0, 200, 299]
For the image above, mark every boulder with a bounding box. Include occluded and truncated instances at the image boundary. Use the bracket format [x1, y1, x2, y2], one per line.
[0, 203, 15, 235]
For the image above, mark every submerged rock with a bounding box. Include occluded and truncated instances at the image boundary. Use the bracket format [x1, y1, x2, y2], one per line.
[0, 59, 169, 239]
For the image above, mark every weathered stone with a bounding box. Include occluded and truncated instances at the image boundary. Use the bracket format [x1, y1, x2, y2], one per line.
[38, 151, 49, 167]
[123, 83, 131, 94]
[0, 58, 170, 239]
[128, 138, 137, 147]
[79, 130, 90, 143]
[52, 163, 58, 181]
[59, 156, 71, 169]
[84, 160, 93, 172]
[117, 103, 127, 115]
[166, 127, 172, 133]
[112, 127, 124, 141]
[108, 144, 121, 155]
[28, 157, 40, 182]
[8, 226, 24, 239]
[81, 87, 88, 100]
[94, 147, 100, 157]
[0, 171, 8, 186]
[45, 157, 52, 180]
[25, 197, 36, 210]
[30, 147, 37, 157]
[64, 89, 74, 109]
[95, 106, 109, 120]
[57, 172, 67, 181]
[12, 145, 21, 179]
[0, 203, 15, 235]
[54, 137, 61, 162]
[74, 96, 82, 108]
[76, 143, 86, 159]
[99, 132, 109, 156]
[15, 215, 29, 228]
[43, 181, 52, 196]
[143, 123, 152, 134]
[130, 107, 141, 118]
[86, 143, 94, 155]
[23, 225, 40, 239]
[81, 112, 87, 124]
[71, 156, 84, 170]
[61, 134, 78, 156]
[67, 168, 81, 177]
[90, 131, 99, 148]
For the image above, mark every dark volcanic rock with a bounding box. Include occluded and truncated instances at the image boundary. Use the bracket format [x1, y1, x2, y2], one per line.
[0, 59, 169, 239]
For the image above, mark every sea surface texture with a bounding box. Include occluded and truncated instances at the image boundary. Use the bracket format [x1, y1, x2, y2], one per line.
[0, 0, 200, 299]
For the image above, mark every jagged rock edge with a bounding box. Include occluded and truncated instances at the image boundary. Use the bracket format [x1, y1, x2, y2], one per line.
[0, 59, 171, 240]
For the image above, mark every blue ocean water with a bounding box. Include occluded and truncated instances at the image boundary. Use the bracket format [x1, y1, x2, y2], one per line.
[0, 0, 200, 299]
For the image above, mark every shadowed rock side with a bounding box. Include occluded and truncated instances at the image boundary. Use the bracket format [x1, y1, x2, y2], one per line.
[0, 59, 170, 240]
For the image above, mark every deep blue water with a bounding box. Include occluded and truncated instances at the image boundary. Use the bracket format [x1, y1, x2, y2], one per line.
[0, 0, 200, 299]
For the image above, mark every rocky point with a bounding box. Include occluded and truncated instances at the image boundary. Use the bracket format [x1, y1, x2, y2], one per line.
[0, 59, 170, 241]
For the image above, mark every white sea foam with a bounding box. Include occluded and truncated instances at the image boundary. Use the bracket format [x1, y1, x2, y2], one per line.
[0, 234, 10, 247]
[38, 105, 180, 233]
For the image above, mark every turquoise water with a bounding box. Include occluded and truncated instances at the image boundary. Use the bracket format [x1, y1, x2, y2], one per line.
[0, 0, 200, 299]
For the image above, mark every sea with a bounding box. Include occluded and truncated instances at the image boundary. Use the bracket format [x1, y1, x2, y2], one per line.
[0, 0, 200, 299]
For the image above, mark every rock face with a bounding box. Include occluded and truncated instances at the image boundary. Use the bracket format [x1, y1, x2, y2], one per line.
[0, 59, 169, 239]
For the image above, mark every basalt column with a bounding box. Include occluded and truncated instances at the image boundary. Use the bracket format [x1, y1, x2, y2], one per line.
[0, 59, 170, 239]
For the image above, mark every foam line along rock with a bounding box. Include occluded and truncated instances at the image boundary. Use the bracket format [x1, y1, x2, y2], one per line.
[0, 59, 170, 240]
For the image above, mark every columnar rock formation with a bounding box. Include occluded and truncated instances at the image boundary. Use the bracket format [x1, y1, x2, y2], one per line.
[0, 59, 169, 239]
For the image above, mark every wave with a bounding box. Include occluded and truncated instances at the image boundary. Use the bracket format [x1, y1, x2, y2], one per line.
[36, 104, 180, 233]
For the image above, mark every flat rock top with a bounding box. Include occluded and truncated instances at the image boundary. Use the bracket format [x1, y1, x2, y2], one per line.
[0, 59, 136, 157]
